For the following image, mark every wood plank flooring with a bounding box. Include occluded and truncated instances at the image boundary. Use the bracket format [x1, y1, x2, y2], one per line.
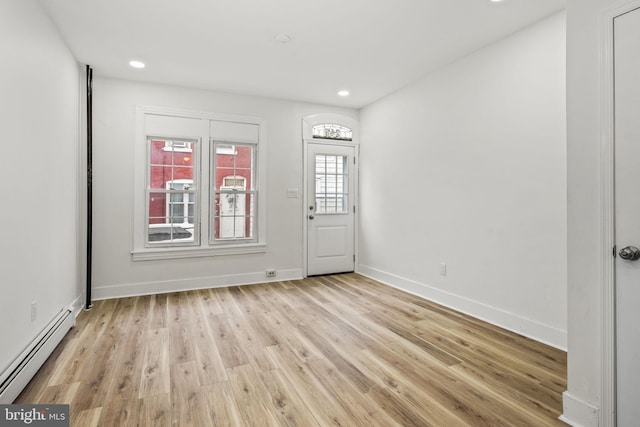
[16, 274, 567, 426]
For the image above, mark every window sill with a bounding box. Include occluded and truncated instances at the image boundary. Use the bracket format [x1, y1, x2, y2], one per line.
[131, 243, 267, 261]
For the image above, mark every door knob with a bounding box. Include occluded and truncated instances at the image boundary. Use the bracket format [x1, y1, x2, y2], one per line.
[619, 246, 640, 261]
[308, 215, 315, 220]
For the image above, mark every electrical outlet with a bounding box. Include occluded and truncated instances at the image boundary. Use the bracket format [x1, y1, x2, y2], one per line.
[439, 262, 447, 277]
[266, 269, 277, 278]
[31, 300, 37, 321]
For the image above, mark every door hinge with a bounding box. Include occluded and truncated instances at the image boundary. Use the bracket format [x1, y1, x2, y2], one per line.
[354, 157, 356, 164]
[353, 205, 356, 213]
[353, 254, 356, 262]
[613, 245, 617, 258]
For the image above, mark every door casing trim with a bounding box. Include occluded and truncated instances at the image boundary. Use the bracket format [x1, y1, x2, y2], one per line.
[302, 114, 359, 277]
[599, 2, 640, 426]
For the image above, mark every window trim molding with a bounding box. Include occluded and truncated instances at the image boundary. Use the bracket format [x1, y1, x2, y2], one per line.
[133, 105, 267, 260]
[131, 243, 268, 261]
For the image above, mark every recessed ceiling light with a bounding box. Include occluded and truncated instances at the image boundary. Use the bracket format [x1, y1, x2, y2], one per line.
[129, 60, 145, 69]
[338, 90, 350, 97]
[490, 0, 505, 2]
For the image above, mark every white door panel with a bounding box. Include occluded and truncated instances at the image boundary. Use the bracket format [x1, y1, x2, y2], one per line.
[315, 226, 348, 257]
[307, 143, 355, 276]
[614, 7, 640, 425]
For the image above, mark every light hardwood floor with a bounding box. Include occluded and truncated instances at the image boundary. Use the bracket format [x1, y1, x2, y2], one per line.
[16, 274, 567, 426]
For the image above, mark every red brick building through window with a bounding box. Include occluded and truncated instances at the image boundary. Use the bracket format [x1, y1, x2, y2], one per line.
[148, 139, 254, 241]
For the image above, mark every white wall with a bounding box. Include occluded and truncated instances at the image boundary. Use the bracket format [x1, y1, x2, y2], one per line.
[0, 0, 82, 375]
[91, 78, 357, 298]
[359, 12, 567, 349]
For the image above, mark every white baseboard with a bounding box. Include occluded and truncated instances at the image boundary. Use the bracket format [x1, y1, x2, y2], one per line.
[69, 294, 84, 319]
[92, 269, 304, 300]
[560, 392, 599, 427]
[356, 264, 567, 350]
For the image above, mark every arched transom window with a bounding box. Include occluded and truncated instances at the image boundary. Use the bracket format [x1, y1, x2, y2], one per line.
[312, 124, 353, 141]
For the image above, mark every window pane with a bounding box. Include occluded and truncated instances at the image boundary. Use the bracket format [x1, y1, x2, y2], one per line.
[326, 156, 337, 174]
[312, 124, 353, 141]
[149, 140, 167, 163]
[148, 138, 196, 190]
[174, 154, 193, 166]
[316, 155, 326, 174]
[212, 141, 257, 243]
[315, 154, 348, 214]
[235, 145, 253, 167]
[169, 203, 185, 222]
[173, 166, 193, 181]
[150, 165, 173, 189]
[315, 175, 326, 194]
[214, 143, 254, 192]
[216, 144, 234, 154]
[147, 222, 194, 243]
[165, 188, 195, 226]
[146, 136, 198, 246]
[213, 192, 254, 240]
[148, 192, 167, 221]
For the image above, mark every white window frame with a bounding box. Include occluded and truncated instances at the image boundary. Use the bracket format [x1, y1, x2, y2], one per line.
[132, 106, 267, 261]
[146, 137, 200, 249]
[144, 135, 202, 248]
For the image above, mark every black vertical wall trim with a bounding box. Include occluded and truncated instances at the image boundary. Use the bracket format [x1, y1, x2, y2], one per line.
[85, 65, 93, 310]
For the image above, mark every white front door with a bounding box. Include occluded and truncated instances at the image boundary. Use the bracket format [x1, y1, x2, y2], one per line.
[614, 7, 640, 425]
[306, 142, 356, 276]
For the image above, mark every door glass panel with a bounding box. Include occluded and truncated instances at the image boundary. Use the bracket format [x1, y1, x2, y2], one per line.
[315, 154, 348, 214]
[312, 124, 353, 141]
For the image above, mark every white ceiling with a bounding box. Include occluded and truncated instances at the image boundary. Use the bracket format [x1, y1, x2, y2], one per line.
[38, 0, 565, 109]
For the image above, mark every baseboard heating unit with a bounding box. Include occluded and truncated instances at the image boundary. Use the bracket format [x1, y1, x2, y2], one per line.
[0, 309, 74, 403]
